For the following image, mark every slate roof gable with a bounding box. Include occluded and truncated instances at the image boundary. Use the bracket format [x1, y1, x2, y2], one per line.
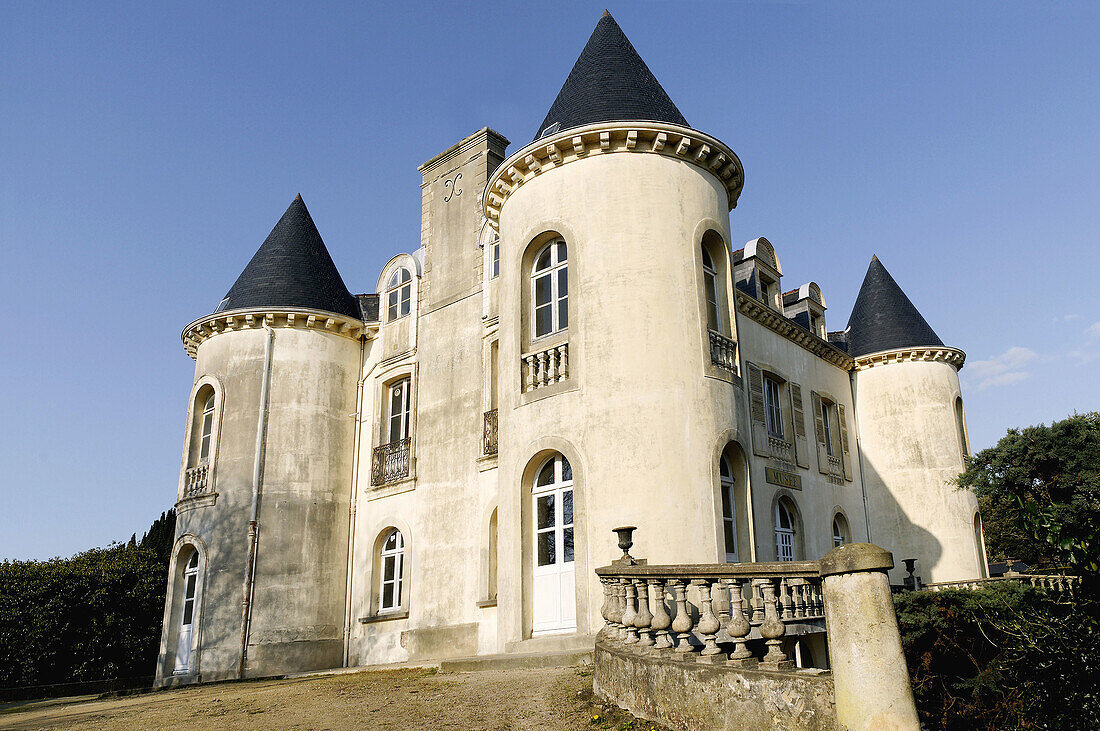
[846, 256, 943, 357]
[534, 12, 688, 140]
[219, 195, 361, 320]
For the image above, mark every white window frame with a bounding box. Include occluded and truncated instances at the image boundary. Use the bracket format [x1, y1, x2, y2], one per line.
[533, 454, 575, 568]
[764, 376, 784, 439]
[720, 456, 738, 562]
[821, 402, 834, 457]
[197, 392, 215, 462]
[531, 239, 568, 340]
[386, 377, 411, 444]
[379, 529, 405, 613]
[386, 268, 413, 322]
[490, 236, 500, 279]
[758, 275, 772, 307]
[702, 246, 720, 332]
[174, 551, 200, 674]
[775, 500, 796, 562]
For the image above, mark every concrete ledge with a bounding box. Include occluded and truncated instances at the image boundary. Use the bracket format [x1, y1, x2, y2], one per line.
[439, 649, 592, 674]
[594, 639, 837, 731]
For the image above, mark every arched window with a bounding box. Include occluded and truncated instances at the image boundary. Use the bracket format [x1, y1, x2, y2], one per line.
[720, 455, 739, 562]
[531, 453, 576, 633]
[955, 397, 970, 458]
[487, 508, 498, 601]
[386, 268, 413, 321]
[489, 235, 500, 279]
[532, 240, 568, 339]
[174, 551, 200, 674]
[832, 513, 850, 548]
[775, 499, 797, 561]
[702, 246, 720, 332]
[973, 513, 987, 579]
[379, 529, 405, 612]
[197, 391, 215, 463]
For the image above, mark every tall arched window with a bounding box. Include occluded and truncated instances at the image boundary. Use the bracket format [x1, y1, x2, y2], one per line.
[973, 513, 987, 578]
[487, 508, 498, 601]
[955, 397, 970, 458]
[532, 453, 576, 633]
[775, 499, 797, 561]
[832, 513, 850, 548]
[174, 551, 200, 674]
[720, 455, 739, 562]
[379, 529, 405, 612]
[702, 246, 720, 332]
[532, 240, 568, 338]
[197, 391, 215, 463]
[386, 268, 412, 321]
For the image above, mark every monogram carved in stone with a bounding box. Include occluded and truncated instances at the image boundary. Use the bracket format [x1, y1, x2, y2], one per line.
[443, 172, 462, 203]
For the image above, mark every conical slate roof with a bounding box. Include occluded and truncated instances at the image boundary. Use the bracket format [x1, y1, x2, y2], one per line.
[846, 256, 944, 357]
[533, 11, 688, 140]
[218, 195, 360, 319]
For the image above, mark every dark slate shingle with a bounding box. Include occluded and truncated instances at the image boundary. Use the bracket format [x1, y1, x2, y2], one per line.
[533, 12, 688, 141]
[219, 195, 361, 320]
[846, 256, 943, 357]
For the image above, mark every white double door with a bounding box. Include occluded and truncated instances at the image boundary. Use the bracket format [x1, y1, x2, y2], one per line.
[174, 553, 199, 674]
[531, 455, 576, 634]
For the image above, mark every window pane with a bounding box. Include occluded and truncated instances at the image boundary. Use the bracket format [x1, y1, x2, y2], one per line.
[384, 531, 397, 551]
[182, 599, 194, 625]
[563, 527, 574, 563]
[721, 487, 732, 517]
[561, 457, 572, 482]
[557, 268, 567, 298]
[563, 490, 573, 526]
[556, 241, 567, 264]
[492, 244, 500, 277]
[394, 574, 402, 606]
[388, 290, 398, 309]
[388, 302, 397, 320]
[199, 434, 211, 460]
[534, 275, 552, 306]
[388, 271, 401, 289]
[535, 248, 551, 271]
[719, 458, 730, 478]
[535, 305, 552, 337]
[383, 583, 394, 609]
[384, 556, 395, 581]
[400, 268, 411, 284]
[537, 461, 555, 486]
[184, 574, 196, 599]
[557, 297, 568, 330]
[538, 532, 555, 566]
[188, 553, 199, 569]
[204, 393, 215, 412]
[537, 495, 555, 529]
[724, 521, 737, 555]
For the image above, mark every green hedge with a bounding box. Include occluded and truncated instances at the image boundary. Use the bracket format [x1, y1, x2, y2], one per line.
[895, 583, 1100, 730]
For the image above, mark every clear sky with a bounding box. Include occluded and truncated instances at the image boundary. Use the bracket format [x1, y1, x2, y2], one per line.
[2, 2, 1098, 560]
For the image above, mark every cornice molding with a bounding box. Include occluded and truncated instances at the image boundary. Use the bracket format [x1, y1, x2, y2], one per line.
[853, 346, 966, 372]
[735, 291, 854, 370]
[483, 122, 744, 230]
[181, 307, 372, 359]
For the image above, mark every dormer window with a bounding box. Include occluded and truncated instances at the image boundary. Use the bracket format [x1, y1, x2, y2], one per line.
[758, 276, 772, 307]
[386, 268, 412, 321]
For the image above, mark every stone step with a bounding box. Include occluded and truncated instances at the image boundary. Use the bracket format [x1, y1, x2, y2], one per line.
[438, 648, 593, 674]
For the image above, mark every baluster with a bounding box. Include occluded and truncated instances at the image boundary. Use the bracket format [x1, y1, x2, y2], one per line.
[779, 578, 794, 620]
[649, 579, 672, 652]
[725, 579, 756, 667]
[612, 580, 627, 640]
[557, 344, 568, 382]
[815, 581, 825, 615]
[695, 579, 725, 662]
[599, 577, 614, 638]
[536, 351, 548, 388]
[547, 346, 559, 382]
[791, 578, 805, 619]
[622, 580, 639, 644]
[670, 580, 695, 655]
[714, 579, 731, 642]
[759, 579, 793, 670]
[524, 356, 535, 392]
[634, 580, 654, 647]
[750, 579, 766, 624]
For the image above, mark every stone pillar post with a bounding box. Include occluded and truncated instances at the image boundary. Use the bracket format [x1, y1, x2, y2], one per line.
[820, 543, 919, 731]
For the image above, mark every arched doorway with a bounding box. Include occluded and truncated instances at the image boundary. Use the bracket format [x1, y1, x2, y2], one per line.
[531, 453, 575, 634]
[174, 550, 200, 674]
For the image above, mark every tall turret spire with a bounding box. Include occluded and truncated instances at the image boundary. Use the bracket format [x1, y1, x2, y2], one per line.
[846, 256, 944, 357]
[533, 12, 688, 140]
[218, 195, 360, 319]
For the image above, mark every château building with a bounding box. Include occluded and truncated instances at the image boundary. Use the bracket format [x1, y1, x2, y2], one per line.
[155, 12, 986, 685]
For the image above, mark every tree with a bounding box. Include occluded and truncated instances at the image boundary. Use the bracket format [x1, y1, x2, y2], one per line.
[956, 412, 1100, 574]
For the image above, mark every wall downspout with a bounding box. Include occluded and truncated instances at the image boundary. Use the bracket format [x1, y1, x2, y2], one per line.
[850, 370, 873, 543]
[342, 338, 373, 667]
[238, 321, 275, 679]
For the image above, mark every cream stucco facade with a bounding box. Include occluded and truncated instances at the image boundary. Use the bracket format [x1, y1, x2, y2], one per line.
[154, 15, 985, 686]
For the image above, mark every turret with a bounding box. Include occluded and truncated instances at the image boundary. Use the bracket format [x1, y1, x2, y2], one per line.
[156, 195, 368, 684]
[848, 256, 986, 583]
[486, 13, 749, 640]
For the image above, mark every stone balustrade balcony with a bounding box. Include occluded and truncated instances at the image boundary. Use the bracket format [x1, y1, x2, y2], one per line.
[483, 409, 498, 456]
[371, 437, 411, 485]
[522, 342, 568, 392]
[183, 461, 210, 498]
[768, 434, 795, 463]
[708, 330, 737, 372]
[923, 574, 1082, 595]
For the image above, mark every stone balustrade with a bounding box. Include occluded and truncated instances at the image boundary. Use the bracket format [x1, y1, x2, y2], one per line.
[596, 561, 826, 670]
[183, 462, 210, 498]
[482, 409, 498, 456]
[768, 435, 795, 463]
[522, 342, 569, 392]
[923, 574, 1082, 595]
[371, 437, 411, 485]
[708, 330, 737, 372]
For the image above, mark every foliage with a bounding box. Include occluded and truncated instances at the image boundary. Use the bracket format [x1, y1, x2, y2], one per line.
[955, 412, 1100, 574]
[0, 509, 175, 689]
[895, 583, 1100, 730]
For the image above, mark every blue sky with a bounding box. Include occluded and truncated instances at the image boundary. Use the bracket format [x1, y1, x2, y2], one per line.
[2, 2, 1098, 560]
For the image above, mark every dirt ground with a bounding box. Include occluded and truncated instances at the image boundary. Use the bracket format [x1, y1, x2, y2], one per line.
[0, 664, 663, 731]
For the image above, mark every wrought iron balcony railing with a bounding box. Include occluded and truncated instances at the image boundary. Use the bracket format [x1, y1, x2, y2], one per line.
[371, 437, 411, 485]
[483, 409, 498, 456]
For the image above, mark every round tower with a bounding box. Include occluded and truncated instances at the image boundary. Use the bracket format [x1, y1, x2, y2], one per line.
[155, 195, 364, 684]
[848, 256, 986, 584]
[486, 13, 751, 642]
